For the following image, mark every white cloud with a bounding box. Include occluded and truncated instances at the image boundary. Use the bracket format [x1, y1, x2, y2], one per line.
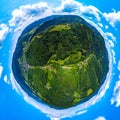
[111, 81, 120, 107]
[98, 23, 103, 28]
[118, 61, 120, 71]
[111, 49, 116, 64]
[104, 10, 120, 27]
[106, 32, 116, 42]
[50, 118, 60, 120]
[55, 0, 101, 21]
[82, 5, 101, 21]
[56, 0, 81, 13]
[95, 116, 106, 120]
[8, 0, 101, 31]
[0, 24, 9, 42]
[0, 65, 3, 78]
[107, 40, 114, 48]
[105, 25, 109, 29]
[9, 2, 52, 28]
[4, 75, 10, 84]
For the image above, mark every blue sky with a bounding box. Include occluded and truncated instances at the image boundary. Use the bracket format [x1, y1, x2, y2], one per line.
[0, 0, 120, 120]
[77, 0, 120, 12]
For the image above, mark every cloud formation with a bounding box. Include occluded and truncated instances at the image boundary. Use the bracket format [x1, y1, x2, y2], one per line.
[118, 61, 120, 71]
[8, 0, 101, 31]
[4, 75, 10, 84]
[106, 32, 116, 42]
[55, 0, 101, 21]
[0, 24, 9, 42]
[111, 81, 120, 107]
[104, 10, 120, 27]
[9, 2, 52, 28]
[50, 117, 60, 120]
[0, 65, 3, 78]
[95, 116, 106, 120]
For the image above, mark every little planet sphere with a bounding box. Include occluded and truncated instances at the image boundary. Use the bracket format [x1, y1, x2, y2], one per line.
[12, 15, 109, 108]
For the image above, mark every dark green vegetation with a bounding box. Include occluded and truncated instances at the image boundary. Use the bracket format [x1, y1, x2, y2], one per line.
[14, 15, 108, 108]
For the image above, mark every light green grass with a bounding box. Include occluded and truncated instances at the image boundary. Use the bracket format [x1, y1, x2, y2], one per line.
[50, 24, 70, 32]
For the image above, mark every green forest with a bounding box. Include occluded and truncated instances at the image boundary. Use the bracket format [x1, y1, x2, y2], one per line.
[18, 15, 108, 108]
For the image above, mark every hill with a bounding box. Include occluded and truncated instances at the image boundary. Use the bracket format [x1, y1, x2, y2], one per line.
[13, 15, 109, 108]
